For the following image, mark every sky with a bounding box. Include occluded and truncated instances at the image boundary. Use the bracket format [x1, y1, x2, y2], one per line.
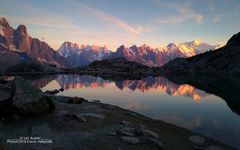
[0, 0, 240, 50]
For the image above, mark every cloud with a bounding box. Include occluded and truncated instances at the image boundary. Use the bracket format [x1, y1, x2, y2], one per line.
[6, 15, 81, 31]
[74, 2, 145, 35]
[212, 14, 225, 23]
[155, 3, 203, 24]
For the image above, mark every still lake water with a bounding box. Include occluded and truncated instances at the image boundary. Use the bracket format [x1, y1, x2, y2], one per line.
[30, 74, 240, 148]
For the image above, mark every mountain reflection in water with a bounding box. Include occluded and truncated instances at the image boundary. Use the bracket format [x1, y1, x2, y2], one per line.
[32, 75, 207, 102]
[29, 74, 240, 148]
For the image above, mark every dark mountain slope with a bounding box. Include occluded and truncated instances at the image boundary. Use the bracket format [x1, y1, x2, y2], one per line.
[83, 57, 154, 78]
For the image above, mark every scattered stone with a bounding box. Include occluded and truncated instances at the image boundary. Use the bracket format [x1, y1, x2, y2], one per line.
[146, 137, 164, 148]
[121, 136, 140, 144]
[78, 113, 105, 119]
[139, 128, 159, 139]
[68, 97, 87, 104]
[189, 135, 205, 145]
[59, 88, 64, 92]
[205, 145, 225, 150]
[121, 120, 132, 126]
[45, 89, 59, 95]
[73, 114, 87, 122]
[57, 110, 69, 116]
[119, 127, 136, 136]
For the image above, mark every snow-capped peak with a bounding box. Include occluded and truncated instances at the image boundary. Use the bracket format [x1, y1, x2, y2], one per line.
[192, 40, 201, 46]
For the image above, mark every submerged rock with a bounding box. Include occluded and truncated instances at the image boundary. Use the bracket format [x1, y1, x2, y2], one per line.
[45, 89, 59, 95]
[189, 135, 205, 145]
[53, 96, 87, 104]
[59, 88, 64, 92]
[68, 97, 87, 104]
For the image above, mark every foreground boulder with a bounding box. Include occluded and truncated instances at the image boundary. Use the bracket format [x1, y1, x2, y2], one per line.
[0, 77, 55, 116]
[0, 79, 15, 105]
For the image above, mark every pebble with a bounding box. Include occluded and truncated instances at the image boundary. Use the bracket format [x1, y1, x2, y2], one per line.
[121, 136, 140, 144]
[189, 135, 205, 145]
[205, 145, 225, 150]
[121, 120, 132, 126]
[140, 128, 159, 139]
[119, 127, 136, 136]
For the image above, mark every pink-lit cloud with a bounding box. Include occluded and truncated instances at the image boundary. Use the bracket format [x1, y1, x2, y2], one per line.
[74, 2, 145, 35]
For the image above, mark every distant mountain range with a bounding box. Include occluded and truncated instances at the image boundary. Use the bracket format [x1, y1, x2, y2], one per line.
[58, 41, 222, 67]
[58, 41, 112, 67]
[0, 17, 223, 69]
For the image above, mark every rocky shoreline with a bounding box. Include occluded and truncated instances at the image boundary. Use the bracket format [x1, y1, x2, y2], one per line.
[0, 77, 237, 150]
